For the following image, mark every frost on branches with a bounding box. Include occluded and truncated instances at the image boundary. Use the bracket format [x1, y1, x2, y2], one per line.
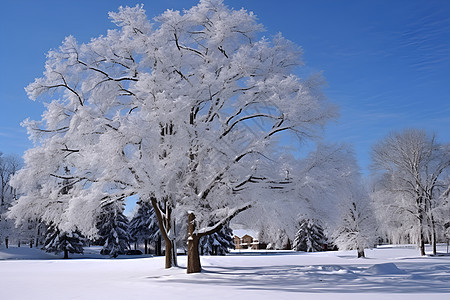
[331, 190, 376, 258]
[10, 0, 336, 273]
[371, 129, 450, 256]
[0, 153, 21, 247]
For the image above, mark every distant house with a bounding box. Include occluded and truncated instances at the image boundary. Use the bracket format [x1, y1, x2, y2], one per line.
[233, 233, 266, 250]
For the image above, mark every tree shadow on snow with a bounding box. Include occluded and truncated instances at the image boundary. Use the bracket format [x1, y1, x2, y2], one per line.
[154, 262, 450, 294]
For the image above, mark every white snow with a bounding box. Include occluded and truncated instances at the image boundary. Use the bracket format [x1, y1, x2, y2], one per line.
[1, 244, 449, 299]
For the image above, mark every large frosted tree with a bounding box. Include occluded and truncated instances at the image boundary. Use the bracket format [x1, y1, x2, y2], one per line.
[10, 1, 336, 273]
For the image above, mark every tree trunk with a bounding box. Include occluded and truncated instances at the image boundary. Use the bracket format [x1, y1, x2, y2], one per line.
[156, 235, 162, 256]
[144, 239, 148, 254]
[63, 248, 69, 259]
[430, 216, 437, 256]
[164, 237, 174, 269]
[187, 236, 201, 273]
[187, 213, 202, 274]
[357, 247, 365, 258]
[151, 197, 176, 268]
[418, 204, 426, 256]
[419, 230, 426, 256]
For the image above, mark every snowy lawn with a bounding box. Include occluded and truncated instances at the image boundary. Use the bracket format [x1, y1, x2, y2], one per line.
[1, 245, 449, 300]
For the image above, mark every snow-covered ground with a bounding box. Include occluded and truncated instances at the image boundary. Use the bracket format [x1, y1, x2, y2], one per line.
[1, 245, 449, 300]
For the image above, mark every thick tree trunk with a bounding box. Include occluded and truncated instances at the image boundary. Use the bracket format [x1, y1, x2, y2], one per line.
[187, 213, 202, 274]
[63, 248, 69, 259]
[187, 236, 201, 273]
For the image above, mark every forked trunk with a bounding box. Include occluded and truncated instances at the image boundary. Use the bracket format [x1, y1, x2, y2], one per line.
[151, 197, 176, 268]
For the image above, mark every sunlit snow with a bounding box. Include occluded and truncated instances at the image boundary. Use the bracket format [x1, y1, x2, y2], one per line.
[1, 244, 449, 300]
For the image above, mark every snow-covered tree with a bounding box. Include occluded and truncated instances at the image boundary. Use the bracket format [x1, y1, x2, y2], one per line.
[331, 184, 377, 258]
[238, 144, 360, 247]
[96, 199, 130, 257]
[10, 1, 336, 273]
[128, 200, 161, 254]
[0, 153, 21, 205]
[43, 223, 84, 259]
[0, 153, 25, 247]
[199, 223, 234, 255]
[293, 218, 325, 252]
[371, 129, 450, 255]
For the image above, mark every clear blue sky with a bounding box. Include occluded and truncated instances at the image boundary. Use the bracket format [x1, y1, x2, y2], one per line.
[1, 0, 449, 174]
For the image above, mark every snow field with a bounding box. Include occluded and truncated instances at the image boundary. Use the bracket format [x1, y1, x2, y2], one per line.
[1, 245, 449, 300]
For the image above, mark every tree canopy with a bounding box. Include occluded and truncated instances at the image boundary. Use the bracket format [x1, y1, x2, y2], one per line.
[9, 0, 337, 272]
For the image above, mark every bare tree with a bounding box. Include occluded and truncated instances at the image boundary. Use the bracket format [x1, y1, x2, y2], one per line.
[371, 129, 450, 255]
[0, 153, 22, 246]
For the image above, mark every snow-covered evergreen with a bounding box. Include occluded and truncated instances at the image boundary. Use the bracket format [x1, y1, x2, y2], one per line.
[96, 200, 130, 257]
[43, 223, 84, 258]
[199, 224, 234, 255]
[128, 201, 161, 254]
[293, 218, 325, 252]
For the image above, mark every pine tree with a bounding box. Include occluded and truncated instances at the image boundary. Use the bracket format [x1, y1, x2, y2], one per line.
[199, 224, 234, 256]
[97, 200, 130, 257]
[43, 223, 84, 259]
[293, 218, 325, 252]
[128, 201, 161, 254]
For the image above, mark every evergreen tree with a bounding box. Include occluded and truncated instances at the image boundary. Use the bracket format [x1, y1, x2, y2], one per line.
[43, 223, 84, 259]
[128, 201, 161, 254]
[293, 218, 325, 252]
[199, 224, 234, 256]
[97, 199, 130, 257]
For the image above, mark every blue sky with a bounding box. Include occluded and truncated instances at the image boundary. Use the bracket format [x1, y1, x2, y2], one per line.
[1, 0, 449, 174]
